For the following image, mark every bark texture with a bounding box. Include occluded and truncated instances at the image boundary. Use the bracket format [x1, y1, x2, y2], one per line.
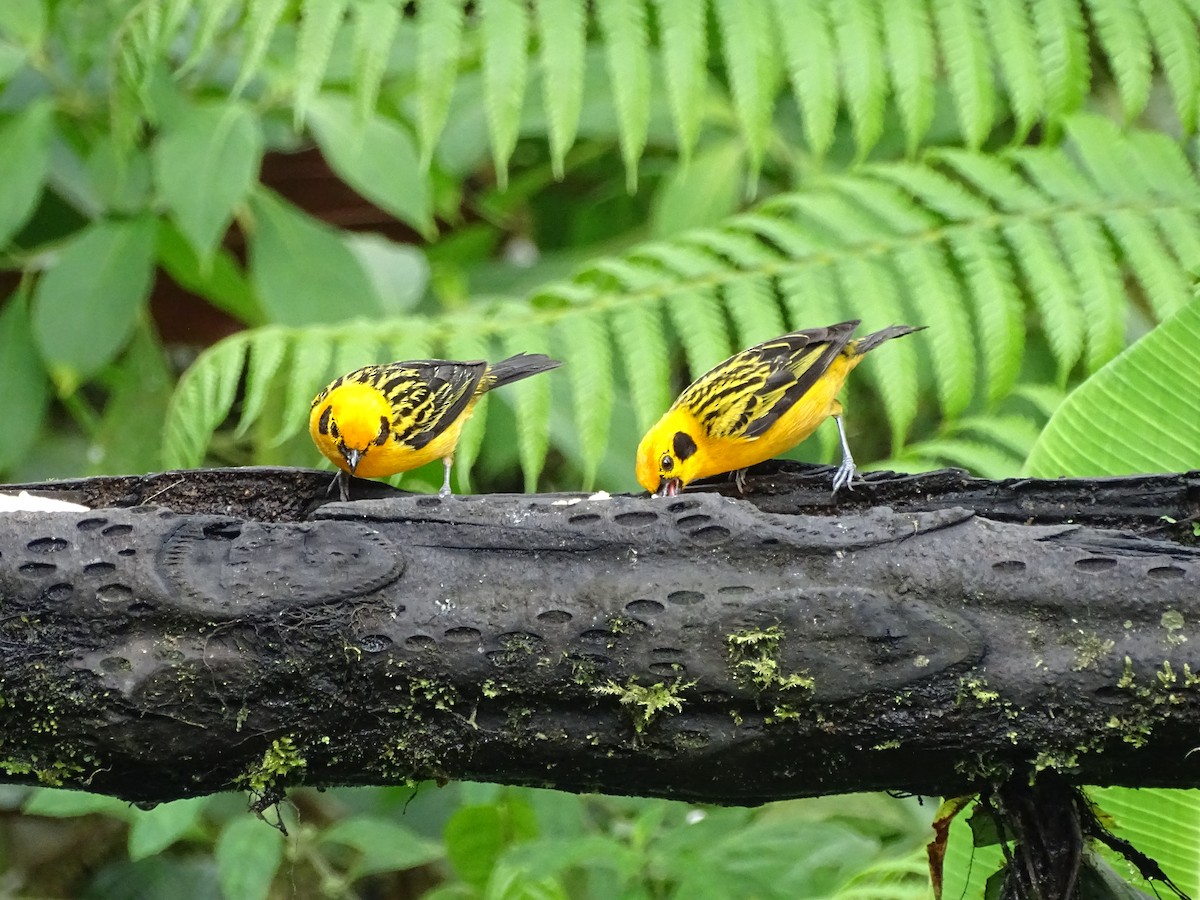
[0, 464, 1197, 807]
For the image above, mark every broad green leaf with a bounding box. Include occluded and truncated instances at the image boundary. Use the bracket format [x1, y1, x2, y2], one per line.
[153, 99, 263, 262]
[1090, 787, 1200, 898]
[320, 815, 444, 875]
[445, 805, 507, 890]
[248, 187, 376, 326]
[535, 0, 585, 177]
[215, 816, 284, 900]
[0, 285, 50, 472]
[90, 322, 173, 475]
[308, 93, 432, 236]
[595, 0, 651, 193]
[128, 797, 209, 861]
[1025, 293, 1200, 477]
[0, 0, 45, 47]
[85, 135, 153, 214]
[479, 0, 529, 189]
[415, 0, 464, 168]
[155, 221, 261, 326]
[31, 216, 157, 391]
[0, 99, 53, 249]
[293, 0, 348, 127]
[23, 788, 131, 818]
[654, 0, 708, 161]
[344, 233, 430, 316]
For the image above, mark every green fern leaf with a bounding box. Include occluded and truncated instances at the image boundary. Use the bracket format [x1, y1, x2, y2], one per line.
[329, 320, 385, 378]
[836, 257, 918, 450]
[653, 0, 708, 162]
[272, 328, 334, 446]
[1062, 115, 1154, 202]
[931, 0, 994, 148]
[1083, 0, 1151, 122]
[778, 266, 846, 331]
[880, 0, 936, 157]
[1155, 209, 1200, 273]
[829, 177, 938, 236]
[535, 0, 586, 178]
[501, 316, 554, 492]
[1104, 210, 1193, 319]
[666, 287, 733, 377]
[234, 326, 289, 439]
[233, 0, 288, 98]
[869, 163, 993, 221]
[293, 0, 348, 129]
[1125, 129, 1200, 202]
[946, 229, 1024, 406]
[724, 277, 787, 349]
[379, 318, 436, 362]
[1011, 382, 1066, 419]
[980, 0, 1043, 140]
[178, 0, 241, 77]
[735, 213, 822, 259]
[1031, 0, 1089, 125]
[830, 0, 887, 161]
[556, 311, 614, 489]
[928, 149, 1044, 213]
[712, 0, 777, 192]
[352, 0, 400, 121]
[687, 227, 784, 271]
[416, 0, 464, 169]
[1002, 219, 1084, 381]
[163, 334, 249, 469]
[1051, 213, 1126, 371]
[442, 325, 494, 493]
[900, 437, 1024, 478]
[771, 0, 839, 158]
[951, 413, 1045, 459]
[892, 242, 974, 419]
[1010, 146, 1098, 204]
[611, 298, 672, 433]
[596, 0, 651, 193]
[635, 241, 726, 280]
[1143, 0, 1200, 133]
[479, 0, 529, 190]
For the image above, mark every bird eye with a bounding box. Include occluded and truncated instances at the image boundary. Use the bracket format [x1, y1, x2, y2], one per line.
[660, 454, 674, 472]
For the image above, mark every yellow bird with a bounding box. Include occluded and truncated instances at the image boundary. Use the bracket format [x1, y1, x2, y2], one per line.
[310, 353, 561, 501]
[635, 320, 923, 497]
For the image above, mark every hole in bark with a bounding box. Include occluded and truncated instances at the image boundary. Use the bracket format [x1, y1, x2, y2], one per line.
[625, 599, 664, 615]
[76, 518, 108, 531]
[103, 524, 133, 536]
[992, 560, 1026, 573]
[359, 635, 392, 653]
[118, 548, 136, 556]
[444, 626, 483, 643]
[650, 662, 685, 675]
[1076, 558, 1117, 572]
[569, 513, 602, 524]
[567, 652, 612, 671]
[1148, 566, 1185, 580]
[130, 506, 158, 515]
[537, 609, 573, 624]
[416, 496, 441, 507]
[27, 537, 69, 553]
[667, 590, 705, 605]
[202, 522, 241, 540]
[667, 500, 701, 512]
[761, 538, 780, 546]
[499, 631, 546, 651]
[83, 561, 117, 576]
[18, 562, 56, 574]
[718, 585, 754, 595]
[651, 647, 683, 657]
[676, 514, 711, 528]
[97, 584, 133, 604]
[129, 601, 155, 612]
[701, 690, 733, 704]
[674, 730, 710, 749]
[100, 656, 132, 672]
[405, 635, 437, 650]
[578, 629, 612, 645]
[40, 583, 72, 602]
[614, 511, 658, 526]
[691, 525, 731, 543]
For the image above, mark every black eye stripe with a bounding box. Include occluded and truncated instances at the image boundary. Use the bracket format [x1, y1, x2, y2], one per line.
[374, 416, 390, 446]
[672, 431, 697, 461]
[317, 405, 333, 436]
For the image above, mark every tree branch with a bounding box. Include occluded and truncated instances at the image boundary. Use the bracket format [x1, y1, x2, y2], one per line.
[1, 464, 1197, 807]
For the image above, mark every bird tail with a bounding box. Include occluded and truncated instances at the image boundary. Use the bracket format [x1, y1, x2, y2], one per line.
[484, 353, 563, 390]
[849, 324, 926, 356]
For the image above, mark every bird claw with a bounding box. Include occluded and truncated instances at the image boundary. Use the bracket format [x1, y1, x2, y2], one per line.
[831, 459, 856, 496]
[733, 468, 748, 494]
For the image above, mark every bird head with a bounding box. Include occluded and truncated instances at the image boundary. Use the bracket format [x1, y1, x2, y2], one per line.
[309, 381, 393, 475]
[635, 426, 700, 497]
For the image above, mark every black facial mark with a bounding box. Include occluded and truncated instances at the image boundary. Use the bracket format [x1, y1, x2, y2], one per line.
[673, 431, 698, 461]
[374, 416, 390, 446]
[330, 420, 340, 440]
[661, 454, 674, 472]
[317, 405, 333, 436]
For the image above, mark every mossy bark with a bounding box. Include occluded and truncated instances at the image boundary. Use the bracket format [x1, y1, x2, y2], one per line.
[0, 463, 1197, 806]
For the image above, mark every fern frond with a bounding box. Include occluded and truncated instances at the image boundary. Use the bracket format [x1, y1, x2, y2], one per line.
[164, 334, 248, 469]
[611, 299, 672, 433]
[352, 0, 400, 121]
[416, 0, 464, 169]
[665, 287, 733, 376]
[1085, 0, 1152, 123]
[535, 0, 586, 178]
[777, 266, 845, 333]
[896, 436, 1025, 479]
[442, 326, 494, 493]
[234, 326, 289, 439]
[1031, 0, 1090, 125]
[293, 0, 347, 128]
[980, 0, 1044, 140]
[178, 0, 242, 77]
[378, 318, 436, 364]
[1104, 209, 1193, 319]
[596, 0, 651, 194]
[880, 0, 936, 157]
[724, 277, 786, 350]
[232, 0, 289, 98]
[1143, 0, 1200, 133]
[830, 0, 886, 160]
[556, 311, 614, 489]
[771, 0, 839, 158]
[653, 0, 709, 162]
[501, 316, 554, 492]
[1052, 212, 1126, 371]
[272, 328, 334, 445]
[712, 0, 777, 192]
[931, 0, 994, 148]
[479, 0, 529, 190]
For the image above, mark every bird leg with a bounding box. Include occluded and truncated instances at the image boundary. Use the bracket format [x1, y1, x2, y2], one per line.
[439, 457, 454, 498]
[831, 413, 857, 495]
[328, 470, 351, 502]
[733, 468, 748, 494]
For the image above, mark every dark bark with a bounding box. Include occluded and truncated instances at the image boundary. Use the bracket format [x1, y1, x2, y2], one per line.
[0, 463, 1198, 811]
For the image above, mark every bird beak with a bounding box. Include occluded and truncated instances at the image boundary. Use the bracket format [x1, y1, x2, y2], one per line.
[654, 478, 681, 498]
[343, 447, 362, 474]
